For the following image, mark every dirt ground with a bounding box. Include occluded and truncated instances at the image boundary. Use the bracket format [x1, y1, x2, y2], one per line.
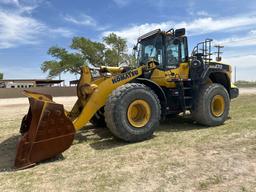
[238, 87, 256, 95]
[0, 89, 255, 192]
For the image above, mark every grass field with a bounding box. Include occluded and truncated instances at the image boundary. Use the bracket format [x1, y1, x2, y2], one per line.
[235, 81, 256, 88]
[0, 95, 255, 192]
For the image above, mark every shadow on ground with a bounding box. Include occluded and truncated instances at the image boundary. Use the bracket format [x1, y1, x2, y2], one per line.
[0, 135, 19, 172]
[87, 115, 208, 150]
[0, 115, 208, 171]
[74, 124, 128, 150]
[158, 115, 207, 132]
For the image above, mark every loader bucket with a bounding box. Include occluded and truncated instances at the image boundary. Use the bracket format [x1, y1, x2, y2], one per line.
[15, 91, 75, 169]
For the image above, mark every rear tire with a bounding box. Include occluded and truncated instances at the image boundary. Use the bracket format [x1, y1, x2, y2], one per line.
[192, 83, 230, 126]
[105, 83, 161, 142]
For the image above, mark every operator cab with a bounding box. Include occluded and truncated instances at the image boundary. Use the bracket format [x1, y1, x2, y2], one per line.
[135, 28, 188, 70]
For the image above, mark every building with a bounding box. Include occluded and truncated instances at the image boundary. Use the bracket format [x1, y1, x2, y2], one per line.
[69, 80, 79, 86]
[0, 79, 64, 88]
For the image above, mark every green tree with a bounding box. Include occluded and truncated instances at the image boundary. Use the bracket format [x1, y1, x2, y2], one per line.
[71, 37, 106, 67]
[103, 33, 127, 66]
[41, 46, 85, 78]
[123, 54, 137, 67]
[41, 33, 132, 78]
[0, 72, 3, 80]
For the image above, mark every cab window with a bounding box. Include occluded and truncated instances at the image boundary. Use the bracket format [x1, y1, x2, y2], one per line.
[138, 35, 163, 67]
[181, 43, 185, 62]
[166, 41, 179, 69]
[144, 45, 156, 59]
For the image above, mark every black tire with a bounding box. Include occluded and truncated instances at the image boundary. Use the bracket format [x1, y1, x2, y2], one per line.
[90, 108, 106, 128]
[192, 83, 230, 126]
[104, 83, 161, 142]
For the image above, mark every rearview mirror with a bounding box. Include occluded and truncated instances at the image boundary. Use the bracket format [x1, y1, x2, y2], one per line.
[175, 28, 185, 37]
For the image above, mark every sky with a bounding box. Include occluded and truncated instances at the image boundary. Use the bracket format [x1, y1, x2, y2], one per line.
[1, 0, 256, 83]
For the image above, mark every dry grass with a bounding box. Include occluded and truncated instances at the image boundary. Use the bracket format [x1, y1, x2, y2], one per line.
[0, 95, 256, 192]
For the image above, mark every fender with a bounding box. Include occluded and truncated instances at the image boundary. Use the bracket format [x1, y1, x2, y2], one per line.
[201, 64, 231, 94]
[134, 78, 168, 117]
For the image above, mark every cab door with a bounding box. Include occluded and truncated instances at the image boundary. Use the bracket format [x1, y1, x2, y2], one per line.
[150, 37, 189, 88]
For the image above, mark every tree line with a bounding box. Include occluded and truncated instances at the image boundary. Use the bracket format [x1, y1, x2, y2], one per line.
[41, 33, 136, 78]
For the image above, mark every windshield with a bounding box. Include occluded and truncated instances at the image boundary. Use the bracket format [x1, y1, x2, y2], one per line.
[137, 35, 163, 66]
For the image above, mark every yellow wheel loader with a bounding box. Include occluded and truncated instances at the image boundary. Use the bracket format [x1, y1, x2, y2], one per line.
[15, 28, 239, 169]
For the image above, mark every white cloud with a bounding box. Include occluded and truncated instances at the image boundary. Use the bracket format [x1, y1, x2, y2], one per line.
[0, 0, 19, 6]
[64, 14, 97, 27]
[224, 54, 256, 69]
[102, 15, 256, 50]
[215, 37, 256, 47]
[102, 22, 174, 50]
[196, 10, 209, 17]
[215, 30, 256, 47]
[250, 30, 256, 35]
[223, 55, 256, 81]
[0, 0, 40, 14]
[0, 11, 45, 48]
[183, 16, 256, 35]
[64, 14, 110, 31]
[49, 27, 74, 38]
[0, 3, 73, 49]
[112, 0, 131, 7]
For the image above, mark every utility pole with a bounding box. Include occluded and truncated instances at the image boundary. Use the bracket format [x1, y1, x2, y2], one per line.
[234, 66, 237, 83]
[214, 45, 224, 62]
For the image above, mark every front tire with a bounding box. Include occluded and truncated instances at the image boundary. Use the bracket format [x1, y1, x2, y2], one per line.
[192, 83, 230, 126]
[105, 83, 161, 142]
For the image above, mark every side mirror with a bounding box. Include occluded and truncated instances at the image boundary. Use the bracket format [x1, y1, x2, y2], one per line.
[175, 28, 185, 37]
[133, 45, 137, 51]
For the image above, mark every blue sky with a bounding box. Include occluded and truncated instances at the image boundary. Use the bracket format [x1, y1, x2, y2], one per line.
[1, 0, 256, 83]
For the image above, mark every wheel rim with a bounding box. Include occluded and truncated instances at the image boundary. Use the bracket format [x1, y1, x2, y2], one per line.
[211, 95, 225, 117]
[127, 100, 151, 128]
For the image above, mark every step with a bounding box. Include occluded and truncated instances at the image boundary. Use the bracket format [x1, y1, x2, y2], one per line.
[168, 78, 192, 82]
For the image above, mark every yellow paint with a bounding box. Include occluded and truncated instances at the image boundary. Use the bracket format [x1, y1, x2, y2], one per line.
[72, 67, 144, 130]
[231, 83, 237, 88]
[23, 60, 234, 133]
[127, 99, 151, 128]
[211, 95, 225, 117]
[150, 62, 189, 88]
[100, 66, 125, 74]
[216, 61, 232, 82]
[22, 90, 53, 103]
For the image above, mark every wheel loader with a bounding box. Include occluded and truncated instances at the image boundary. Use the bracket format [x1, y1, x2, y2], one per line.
[15, 28, 239, 169]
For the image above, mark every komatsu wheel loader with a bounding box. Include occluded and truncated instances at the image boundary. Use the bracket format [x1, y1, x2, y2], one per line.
[15, 28, 239, 169]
